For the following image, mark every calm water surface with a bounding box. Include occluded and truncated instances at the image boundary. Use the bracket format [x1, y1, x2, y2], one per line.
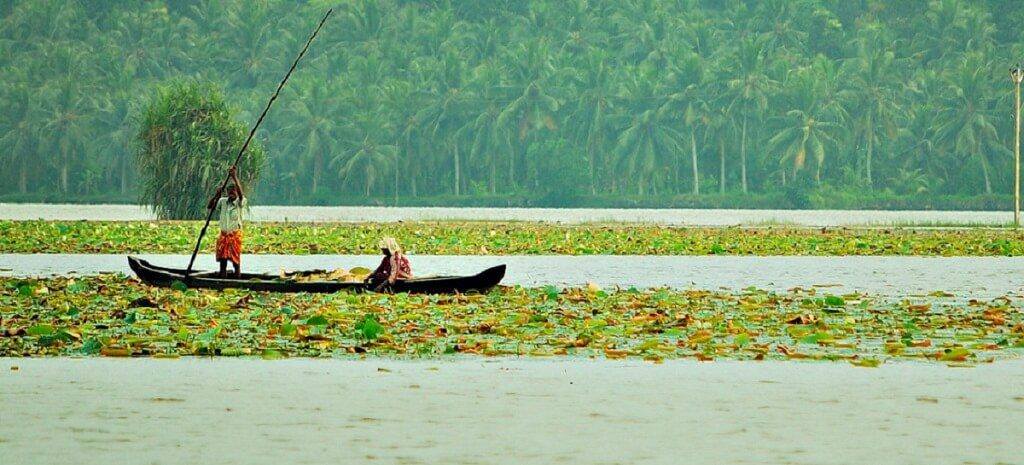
[3, 253, 1023, 297]
[2, 358, 1022, 465]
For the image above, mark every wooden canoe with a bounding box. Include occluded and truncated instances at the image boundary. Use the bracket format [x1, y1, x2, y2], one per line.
[127, 256, 505, 294]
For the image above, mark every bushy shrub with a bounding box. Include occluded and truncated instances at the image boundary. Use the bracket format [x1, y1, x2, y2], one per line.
[135, 81, 265, 219]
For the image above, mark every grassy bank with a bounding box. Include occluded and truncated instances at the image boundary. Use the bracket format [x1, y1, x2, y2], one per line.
[2, 220, 1023, 256]
[2, 275, 1021, 363]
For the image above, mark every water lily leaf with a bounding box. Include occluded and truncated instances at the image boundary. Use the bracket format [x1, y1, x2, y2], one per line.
[26, 324, 54, 336]
[939, 348, 971, 362]
[356, 315, 384, 340]
[170, 280, 187, 291]
[78, 338, 102, 355]
[66, 281, 89, 294]
[824, 295, 845, 307]
[306, 315, 329, 326]
[261, 349, 286, 360]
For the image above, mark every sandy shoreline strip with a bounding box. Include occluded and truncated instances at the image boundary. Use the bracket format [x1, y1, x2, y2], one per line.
[0, 203, 1012, 226]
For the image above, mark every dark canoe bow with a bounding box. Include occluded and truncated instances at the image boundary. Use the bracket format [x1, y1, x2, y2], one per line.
[127, 256, 506, 294]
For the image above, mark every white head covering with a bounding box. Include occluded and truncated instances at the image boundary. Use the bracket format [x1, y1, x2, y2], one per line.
[378, 237, 401, 254]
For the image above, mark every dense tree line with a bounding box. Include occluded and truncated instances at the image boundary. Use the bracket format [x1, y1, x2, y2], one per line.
[2, 0, 1023, 206]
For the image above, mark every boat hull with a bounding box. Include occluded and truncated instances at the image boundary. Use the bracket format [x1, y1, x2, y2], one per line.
[127, 256, 505, 294]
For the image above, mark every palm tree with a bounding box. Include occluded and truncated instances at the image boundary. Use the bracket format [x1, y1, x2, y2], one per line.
[933, 52, 1003, 194]
[334, 135, 398, 197]
[767, 66, 842, 185]
[416, 51, 473, 196]
[36, 58, 95, 194]
[568, 49, 617, 194]
[497, 38, 564, 189]
[277, 78, 344, 196]
[725, 36, 777, 193]
[0, 82, 39, 194]
[613, 67, 686, 195]
[214, 0, 289, 89]
[845, 23, 902, 189]
[661, 51, 707, 194]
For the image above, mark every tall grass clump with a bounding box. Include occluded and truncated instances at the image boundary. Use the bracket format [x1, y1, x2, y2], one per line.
[135, 81, 264, 219]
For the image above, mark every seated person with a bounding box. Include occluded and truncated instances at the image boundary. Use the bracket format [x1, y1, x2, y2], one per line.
[366, 237, 413, 291]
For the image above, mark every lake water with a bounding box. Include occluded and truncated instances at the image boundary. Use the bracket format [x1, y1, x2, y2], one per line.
[0, 203, 1013, 226]
[2, 358, 1022, 465]
[3, 253, 1023, 297]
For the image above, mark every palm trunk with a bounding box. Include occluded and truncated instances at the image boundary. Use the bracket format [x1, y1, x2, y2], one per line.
[453, 141, 461, 196]
[312, 151, 322, 194]
[509, 149, 516, 190]
[980, 153, 992, 194]
[719, 138, 726, 194]
[740, 116, 748, 194]
[690, 129, 700, 195]
[490, 156, 497, 194]
[20, 156, 28, 194]
[589, 144, 597, 195]
[61, 164, 69, 194]
[120, 150, 129, 194]
[865, 113, 874, 190]
[410, 149, 418, 197]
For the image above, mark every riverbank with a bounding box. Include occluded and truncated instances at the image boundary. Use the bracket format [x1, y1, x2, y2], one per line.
[2, 358, 1022, 465]
[0, 203, 1016, 226]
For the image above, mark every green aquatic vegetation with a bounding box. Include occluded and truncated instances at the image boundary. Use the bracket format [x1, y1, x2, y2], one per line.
[2, 220, 1024, 256]
[1, 275, 1022, 364]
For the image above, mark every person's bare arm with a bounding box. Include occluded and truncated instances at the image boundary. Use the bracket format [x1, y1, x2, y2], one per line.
[229, 167, 245, 199]
[208, 188, 222, 210]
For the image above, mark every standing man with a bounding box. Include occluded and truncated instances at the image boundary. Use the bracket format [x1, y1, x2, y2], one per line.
[207, 167, 247, 278]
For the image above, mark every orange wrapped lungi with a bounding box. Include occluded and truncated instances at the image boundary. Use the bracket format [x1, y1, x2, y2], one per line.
[215, 230, 243, 265]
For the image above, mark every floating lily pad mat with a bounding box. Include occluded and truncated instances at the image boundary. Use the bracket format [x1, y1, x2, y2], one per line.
[2, 275, 1022, 365]
[2, 220, 1024, 256]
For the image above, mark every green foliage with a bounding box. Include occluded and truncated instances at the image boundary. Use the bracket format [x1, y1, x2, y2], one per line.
[4, 219, 1024, 256]
[529, 137, 587, 206]
[2, 1, 1024, 205]
[134, 81, 265, 219]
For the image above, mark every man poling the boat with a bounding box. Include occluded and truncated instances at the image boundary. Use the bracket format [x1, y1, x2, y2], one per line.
[366, 237, 413, 292]
[207, 167, 247, 278]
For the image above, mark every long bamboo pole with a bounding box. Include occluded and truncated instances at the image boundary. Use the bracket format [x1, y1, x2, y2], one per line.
[184, 8, 333, 279]
[1012, 66, 1023, 227]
